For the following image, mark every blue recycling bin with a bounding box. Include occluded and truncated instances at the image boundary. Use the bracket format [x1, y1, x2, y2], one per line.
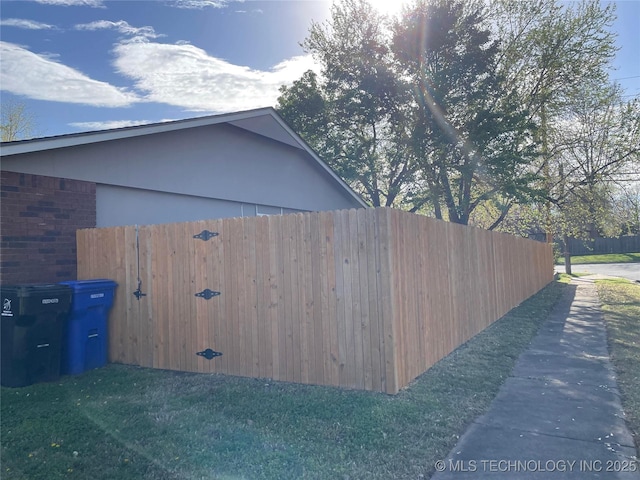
[59, 279, 117, 375]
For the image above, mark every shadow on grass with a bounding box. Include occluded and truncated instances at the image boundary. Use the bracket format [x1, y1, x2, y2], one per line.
[1, 282, 569, 480]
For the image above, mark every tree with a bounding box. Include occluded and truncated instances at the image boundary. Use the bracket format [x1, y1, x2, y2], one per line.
[278, 0, 623, 233]
[391, 0, 538, 225]
[548, 81, 640, 272]
[611, 185, 640, 236]
[488, 0, 618, 236]
[277, 71, 331, 158]
[278, 0, 419, 208]
[279, 0, 537, 215]
[1, 98, 38, 141]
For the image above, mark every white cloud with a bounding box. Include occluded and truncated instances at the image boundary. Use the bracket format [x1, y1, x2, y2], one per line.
[171, 0, 231, 9]
[0, 42, 138, 107]
[0, 18, 56, 30]
[113, 41, 319, 112]
[35, 0, 105, 7]
[69, 119, 175, 130]
[74, 20, 164, 42]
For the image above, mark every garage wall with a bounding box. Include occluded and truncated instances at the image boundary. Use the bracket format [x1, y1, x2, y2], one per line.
[96, 184, 303, 227]
[1, 123, 364, 214]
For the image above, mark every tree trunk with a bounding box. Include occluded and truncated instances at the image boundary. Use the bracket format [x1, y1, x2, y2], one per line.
[541, 104, 553, 244]
[563, 235, 572, 275]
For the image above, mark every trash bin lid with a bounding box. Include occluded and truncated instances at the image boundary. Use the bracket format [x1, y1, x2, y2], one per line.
[1, 284, 72, 317]
[59, 279, 118, 292]
[1, 283, 73, 298]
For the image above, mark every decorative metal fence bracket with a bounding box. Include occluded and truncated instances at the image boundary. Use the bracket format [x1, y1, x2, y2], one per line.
[195, 289, 221, 300]
[193, 230, 219, 241]
[196, 348, 223, 360]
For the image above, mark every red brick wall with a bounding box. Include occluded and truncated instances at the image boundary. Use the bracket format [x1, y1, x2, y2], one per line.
[1, 171, 96, 285]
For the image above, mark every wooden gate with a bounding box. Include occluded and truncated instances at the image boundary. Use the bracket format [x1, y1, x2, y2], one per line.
[77, 208, 553, 394]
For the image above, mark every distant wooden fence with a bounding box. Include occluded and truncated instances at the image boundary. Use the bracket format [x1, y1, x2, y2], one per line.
[558, 235, 640, 256]
[77, 208, 553, 394]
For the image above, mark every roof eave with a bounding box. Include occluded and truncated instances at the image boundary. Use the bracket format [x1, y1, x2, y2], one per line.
[0, 107, 277, 157]
[0, 106, 369, 209]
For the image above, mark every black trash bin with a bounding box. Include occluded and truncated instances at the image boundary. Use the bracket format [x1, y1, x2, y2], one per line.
[1, 284, 72, 387]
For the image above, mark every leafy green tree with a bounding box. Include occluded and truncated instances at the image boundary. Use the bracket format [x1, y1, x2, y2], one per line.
[391, 0, 538, 224]
[491, 0, 616, 116]
[278, 0, 419, 208]
[488, 0, 618, 236]
[277, 70, 337, 172]
[548, 81, 640, 272]
[279, 0, 538, 216]
[278, 0, 623, 234]
[612, 185, 640, 236]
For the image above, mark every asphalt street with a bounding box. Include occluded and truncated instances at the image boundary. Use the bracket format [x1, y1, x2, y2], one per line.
[554, 263, 640, 282]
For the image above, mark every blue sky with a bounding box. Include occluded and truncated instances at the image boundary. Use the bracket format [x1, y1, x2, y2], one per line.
[1, 0, 639, 138]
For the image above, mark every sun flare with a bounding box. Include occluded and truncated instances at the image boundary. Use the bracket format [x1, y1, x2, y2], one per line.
[367, 0, 409, 18]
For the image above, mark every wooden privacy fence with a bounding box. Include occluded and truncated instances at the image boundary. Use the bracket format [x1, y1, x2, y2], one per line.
[77, 208, 553, 394]
[559, 235, 640, 255]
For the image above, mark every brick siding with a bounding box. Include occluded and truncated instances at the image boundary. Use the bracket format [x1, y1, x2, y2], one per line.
[1, 171, 96, 285]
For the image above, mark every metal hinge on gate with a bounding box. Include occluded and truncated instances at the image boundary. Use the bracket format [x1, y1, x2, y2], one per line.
[193, 230, 219, 241]
[196, 348, 223, 360]
[195, 289, 221, 300]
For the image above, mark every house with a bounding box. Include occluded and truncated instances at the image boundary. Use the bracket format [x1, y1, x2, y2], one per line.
[1, 107, 367, 284]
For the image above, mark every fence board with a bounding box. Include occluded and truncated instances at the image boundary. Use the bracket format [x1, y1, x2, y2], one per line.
[348, 209, 363, 389]
[184, 222, 197, 373]
[283, 215, 295, 382]
[310, 212, 325, 385]
[324, 212, 340, 386]
[192, 221, 206, 373]
[302, 214, 316, 383]
[333, 211, 346, 386]
[211, 219, 223, 374]
[125, 228, 134, 363]
[150, 224, 163, 369]
[255, 216, 269, 379]
[377, 208, 397, 393]
[139, 225, 154, 369]
[365, 208, 382, 392]
[357, 209, 372, 391]
[291, 214, 303, 383]
[246, 218, 259, 378]
[265, 216, 277, 380]
[167, 224, 178, 371]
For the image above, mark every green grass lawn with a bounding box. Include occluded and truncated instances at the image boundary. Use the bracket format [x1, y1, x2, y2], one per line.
[555, 272, 593, 283]
[596, 279, 640, 453]
[556, 252, 640, 265]
[1, 282, 566, 480]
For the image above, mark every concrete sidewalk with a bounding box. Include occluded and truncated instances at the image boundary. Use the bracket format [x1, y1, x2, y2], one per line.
[431, 277, 639, 479]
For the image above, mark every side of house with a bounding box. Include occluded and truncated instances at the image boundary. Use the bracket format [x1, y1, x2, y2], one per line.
[1, 108, 366, 284]
[0, 171, 95, 284]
